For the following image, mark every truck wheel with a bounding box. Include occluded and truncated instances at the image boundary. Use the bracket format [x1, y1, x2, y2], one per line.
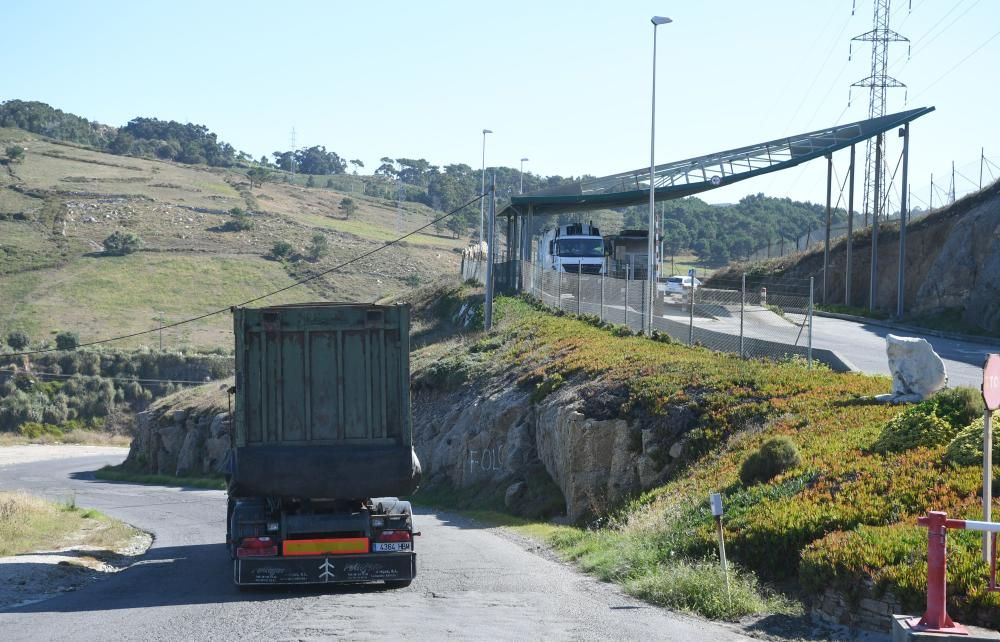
[384, 579, 412, 589]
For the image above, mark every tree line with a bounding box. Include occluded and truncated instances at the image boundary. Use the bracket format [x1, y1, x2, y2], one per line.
[0, 100, 244, 167]
[1, 99, 846, 260]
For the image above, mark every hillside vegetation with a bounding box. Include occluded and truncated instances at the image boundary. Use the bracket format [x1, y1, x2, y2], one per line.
[0, 128, 463, 351]
[414, 295, 1000, 626]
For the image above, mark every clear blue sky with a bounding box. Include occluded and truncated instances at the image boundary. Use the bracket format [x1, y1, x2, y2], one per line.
[6, 1, 999, 207]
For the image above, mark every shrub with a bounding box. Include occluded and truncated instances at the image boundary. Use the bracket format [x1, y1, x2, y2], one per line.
[5, 145, 24, 162]
[739, 437, 801, 486]
[6, 330, 29, 350]
[223, 207, 254, 231]
[307, 233, 328, 260]
[932, 386, 984, 428]
[872, 410, 953, 453]
[871, 388, 981, 454]
[944, 413, 999, 466]
[270, 240, 293, 259]
[18, 422, 63, 439]
[55, 331, 80, 351]
[102, 230, 143, 256]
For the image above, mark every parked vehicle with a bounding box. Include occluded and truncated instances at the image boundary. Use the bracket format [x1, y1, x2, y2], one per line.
[537, 223, 605, 275]
[227, 303, 421, 587]
[659, 275, 702, 296]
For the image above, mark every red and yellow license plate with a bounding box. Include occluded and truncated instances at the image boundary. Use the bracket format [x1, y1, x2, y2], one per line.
[282, 538, 369, 556]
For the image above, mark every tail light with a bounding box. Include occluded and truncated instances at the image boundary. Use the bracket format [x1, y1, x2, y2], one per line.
[237, 536, 278, 558]
[376, 530, 412, 543]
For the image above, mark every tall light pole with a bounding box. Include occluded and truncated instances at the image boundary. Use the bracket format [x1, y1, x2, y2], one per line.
[479, 129, 493, 246]
[647, 15, 672, 336]
[519, 157, 529, 194]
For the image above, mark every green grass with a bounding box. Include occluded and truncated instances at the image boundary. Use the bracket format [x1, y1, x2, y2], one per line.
[94, 465, 226, 490]
[288, 209, 458, 248]
[0, 490, 141, 556]
[0, 253, 305, 349]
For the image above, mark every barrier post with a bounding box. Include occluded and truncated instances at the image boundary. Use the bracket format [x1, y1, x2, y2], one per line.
[909, 511, 967, 634]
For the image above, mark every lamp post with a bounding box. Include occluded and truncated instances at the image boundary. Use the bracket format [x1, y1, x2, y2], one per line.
[519, 157, 529, 194]
[647, 15, 672, 336]
[479, 129, 493, 246]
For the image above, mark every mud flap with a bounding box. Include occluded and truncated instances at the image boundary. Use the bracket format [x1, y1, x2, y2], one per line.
[235, 553, 415, 585]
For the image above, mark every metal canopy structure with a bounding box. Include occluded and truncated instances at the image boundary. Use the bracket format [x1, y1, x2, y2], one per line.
[502, 106, 934, 217]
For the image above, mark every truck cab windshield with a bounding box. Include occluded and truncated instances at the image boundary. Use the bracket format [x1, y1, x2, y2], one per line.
[555, 238, 604, 258]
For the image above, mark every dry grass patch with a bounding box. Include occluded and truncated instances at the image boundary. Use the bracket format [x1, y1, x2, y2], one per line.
[0, 491, 140, 557]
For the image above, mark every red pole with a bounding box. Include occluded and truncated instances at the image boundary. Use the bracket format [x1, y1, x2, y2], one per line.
[910, 511, 967, 634]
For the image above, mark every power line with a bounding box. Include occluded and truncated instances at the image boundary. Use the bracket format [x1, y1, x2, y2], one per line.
[910, 27, 1000, 100]
[0, 369, 212, 387]
[6, 194, 486, 358]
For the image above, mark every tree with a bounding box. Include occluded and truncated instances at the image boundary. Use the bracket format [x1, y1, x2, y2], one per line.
[6, 331, 29, 350]
[102, 230, 143, 256]
[325, 178, 335, 188]
[339, 197, 358, 219]
[306, 175, 316, 188]
[349, 159, 364, 174]
[55, 331, 79, 351]
[247, 167, 269, 189]
[445, 217, 465, 239]
[308, 233, 329, 261]
[5, 145, 25, 163]
[270, 240, 293, 260]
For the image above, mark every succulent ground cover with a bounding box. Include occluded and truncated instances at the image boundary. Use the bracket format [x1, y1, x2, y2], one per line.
[448, 296, 998, 623]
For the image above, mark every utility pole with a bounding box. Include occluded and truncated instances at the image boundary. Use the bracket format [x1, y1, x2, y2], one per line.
[981, 148, 986, 190]
[896, 123, 910, 318]
[951, 161, 956, 203]
[851, 0, 909, 235]
[929, 173, 934, 211]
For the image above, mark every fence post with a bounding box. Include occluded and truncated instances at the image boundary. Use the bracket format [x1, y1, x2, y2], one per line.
[558, 269, 563, 312]
[600, 272, 605, 322]
[624, 266, 630, 328]
[740, 274, 746, 358]
[688, 279, 695, 346]
[808, 277, 814, 368]
[577, 260, 582, 315]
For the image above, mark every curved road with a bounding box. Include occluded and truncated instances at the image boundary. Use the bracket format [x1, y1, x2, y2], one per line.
[0, 450, 751, 641]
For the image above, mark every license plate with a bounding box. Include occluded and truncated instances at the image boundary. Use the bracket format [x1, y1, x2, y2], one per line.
[373, 542, 412, 552]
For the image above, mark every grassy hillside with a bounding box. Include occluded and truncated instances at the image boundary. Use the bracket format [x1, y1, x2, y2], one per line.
[416, 296, 1000, 626]
[0, 130, 464, 350]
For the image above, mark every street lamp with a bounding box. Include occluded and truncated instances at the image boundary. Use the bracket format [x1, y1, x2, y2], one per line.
[647, 15, 672, 336]
[519, 158, 529, 194]
[479, 129, 493, 246]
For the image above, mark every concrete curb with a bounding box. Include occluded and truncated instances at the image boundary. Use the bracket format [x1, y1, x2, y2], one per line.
[814, 311, 1000, 348]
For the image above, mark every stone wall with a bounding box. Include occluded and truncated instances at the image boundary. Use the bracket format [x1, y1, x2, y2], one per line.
[812, 583, 904, 633]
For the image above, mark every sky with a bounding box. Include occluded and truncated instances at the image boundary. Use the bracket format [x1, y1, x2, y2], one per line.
[5, 0, 999, 208]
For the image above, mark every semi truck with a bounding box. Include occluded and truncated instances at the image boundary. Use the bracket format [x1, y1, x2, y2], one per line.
[227, 303, 421, 587]
[537, 223, 606, 275]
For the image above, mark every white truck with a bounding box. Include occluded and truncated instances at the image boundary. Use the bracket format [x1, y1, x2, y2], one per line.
[537, 223, 606, 275]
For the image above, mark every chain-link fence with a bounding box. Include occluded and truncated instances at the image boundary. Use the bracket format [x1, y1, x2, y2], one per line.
[464, 258, 834, 367]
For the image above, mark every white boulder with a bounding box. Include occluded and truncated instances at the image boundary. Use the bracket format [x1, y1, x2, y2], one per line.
[878, 334, 948, 403]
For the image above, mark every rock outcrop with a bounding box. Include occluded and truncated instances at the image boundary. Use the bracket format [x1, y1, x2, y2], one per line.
[413, 377, 693, 522]
[709, 180, 1000, 335]
[123, 383, 231, 477]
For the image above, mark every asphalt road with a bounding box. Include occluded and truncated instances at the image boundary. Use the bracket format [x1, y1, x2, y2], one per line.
[656, 302, 993, 388]
[0, 451, 752, 642]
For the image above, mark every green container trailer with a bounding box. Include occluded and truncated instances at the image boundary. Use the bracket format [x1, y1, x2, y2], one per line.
[227, 303, 420, 587]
